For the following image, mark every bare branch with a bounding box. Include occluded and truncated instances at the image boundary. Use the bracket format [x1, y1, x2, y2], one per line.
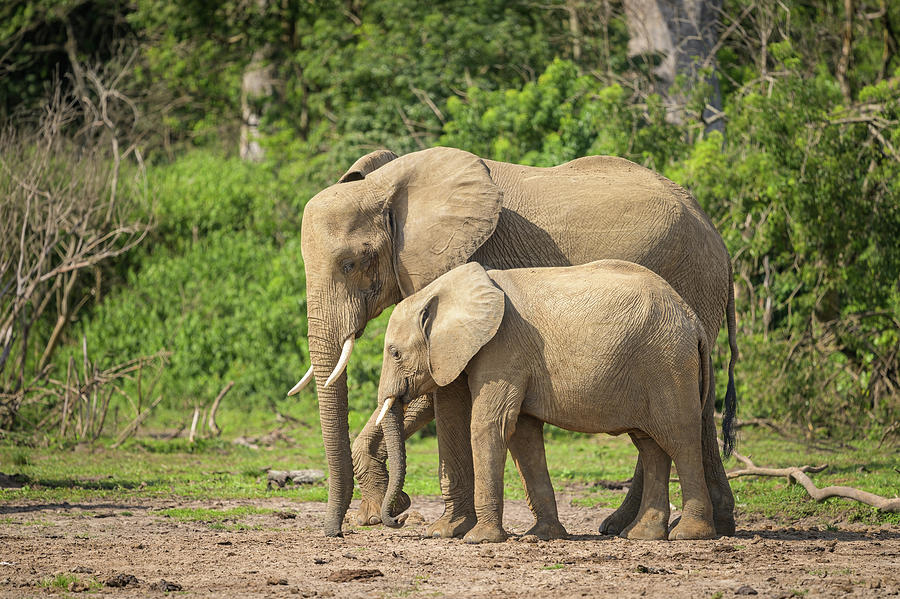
[207, 380, 235, 437]
[725, 444, 900, 513]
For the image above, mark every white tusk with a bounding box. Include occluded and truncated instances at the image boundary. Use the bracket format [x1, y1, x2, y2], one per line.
[324, 336, 355, 388]
[375, 396, 396, 426]
[286, 365, 314, 396]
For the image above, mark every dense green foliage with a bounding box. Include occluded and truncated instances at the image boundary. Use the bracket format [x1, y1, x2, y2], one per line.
[1, 0, 898, 443]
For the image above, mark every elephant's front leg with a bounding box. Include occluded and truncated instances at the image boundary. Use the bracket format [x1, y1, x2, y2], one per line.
[426, 377, 477, 538]
[352, 394, 434, 526]
[463, 380, 524, 544]
[507, 414, 567, 540]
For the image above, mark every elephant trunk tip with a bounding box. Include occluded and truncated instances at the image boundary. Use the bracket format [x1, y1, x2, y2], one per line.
[380, 507, 406, 529]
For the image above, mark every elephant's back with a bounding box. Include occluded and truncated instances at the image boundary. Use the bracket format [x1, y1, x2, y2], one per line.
[488, 261, 705, 433]
[490, 260, 700, 330]
[475, 157, 728, 345]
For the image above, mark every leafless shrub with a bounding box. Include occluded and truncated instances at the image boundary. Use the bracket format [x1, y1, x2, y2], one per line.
[0, 57, 151, 430]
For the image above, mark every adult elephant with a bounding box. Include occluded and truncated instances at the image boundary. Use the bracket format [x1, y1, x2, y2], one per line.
[290, 147, 737, 538]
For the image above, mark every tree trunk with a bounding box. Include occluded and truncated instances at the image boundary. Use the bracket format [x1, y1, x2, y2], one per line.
[240, 47, 275, 162]
[623, 0, 725, 135]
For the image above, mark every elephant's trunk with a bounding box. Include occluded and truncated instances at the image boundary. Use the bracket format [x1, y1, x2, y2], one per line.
[307, 308, 356, 537]
[380, 397, 407, 528]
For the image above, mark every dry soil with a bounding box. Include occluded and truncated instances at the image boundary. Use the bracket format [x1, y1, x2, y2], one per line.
[1, 495, 898, 598]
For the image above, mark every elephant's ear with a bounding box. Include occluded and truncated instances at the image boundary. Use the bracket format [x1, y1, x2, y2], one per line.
[368, 147, 503, 295]
[338, 149, 399, 183]
[420, 263, 505, 387]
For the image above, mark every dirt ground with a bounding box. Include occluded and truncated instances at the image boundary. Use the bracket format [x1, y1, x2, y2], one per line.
[1, 494, 898, 598]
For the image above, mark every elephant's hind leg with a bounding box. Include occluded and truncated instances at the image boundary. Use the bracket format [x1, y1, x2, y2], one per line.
[508, 414, 568, 540]
[599, 458, 644, 535]
[659, 430, 716, 541]
[621, 433, 671, 541]
[702, 362, 736, 535]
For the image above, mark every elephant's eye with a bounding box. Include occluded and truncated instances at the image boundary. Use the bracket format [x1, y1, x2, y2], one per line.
[389, 346, 401, 361]
[341, 260, 354, 274]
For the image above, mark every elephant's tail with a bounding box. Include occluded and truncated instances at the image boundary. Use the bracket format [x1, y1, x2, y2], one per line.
[698, 332, 711, 417]
[721, 262, 739, 458]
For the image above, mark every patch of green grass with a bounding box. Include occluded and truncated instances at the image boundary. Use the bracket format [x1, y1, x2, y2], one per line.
[41, 573, 78, 589]
[542, 563, 565, 570]
[11, 449, 29, 466]
[21, 519, 52, 527]
[1, 423, 897, 528]
[39, 573, 100, 591]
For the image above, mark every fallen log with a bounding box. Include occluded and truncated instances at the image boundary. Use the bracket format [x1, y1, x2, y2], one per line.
[726, 446, 900, 513]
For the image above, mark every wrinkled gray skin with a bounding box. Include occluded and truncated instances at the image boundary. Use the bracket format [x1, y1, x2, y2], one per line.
[297, 147, 737, 538]
[376, 261, 717, 543]
[378, 397, 406, 529]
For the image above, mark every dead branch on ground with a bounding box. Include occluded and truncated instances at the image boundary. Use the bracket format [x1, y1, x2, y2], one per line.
[726, 444, 900, 513]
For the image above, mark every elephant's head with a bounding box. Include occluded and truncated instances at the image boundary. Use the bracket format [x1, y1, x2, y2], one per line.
[288, 148, 504, 536]
[375, 262, 505, 523]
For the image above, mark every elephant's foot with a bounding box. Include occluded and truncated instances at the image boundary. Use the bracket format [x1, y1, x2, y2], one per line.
[525, 518, 568, 541]
[425, 510, 476, 539]
[598, 503, 639, 536]
[668, 516, 716, 540]
[620, 510, 668, 541]
[355, 491, 411, 526]
[714, 513, 736, 536]
[463, 522, 508, 544]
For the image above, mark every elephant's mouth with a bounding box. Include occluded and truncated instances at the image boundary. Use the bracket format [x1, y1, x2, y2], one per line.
[399, 377, 411, 405]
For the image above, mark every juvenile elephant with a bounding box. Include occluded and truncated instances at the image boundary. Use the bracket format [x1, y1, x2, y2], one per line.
[289, 146, 737, 538]
[375, 261, 716, 543]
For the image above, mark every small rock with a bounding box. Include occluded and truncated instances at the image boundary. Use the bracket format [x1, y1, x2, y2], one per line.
[275, 511, 297, 519]
[71, 566, 92, 574]
[735, 585, 758, 595]
[635, 564, 672, 574]
[149, 579, 182, 592]
[521, 534, 540, 543]
[868, 580, 882, 589]
[313, 558, 328, 564]
[266, 469, 325, 489]
[216, 540, 232, 546]
[67, 580, 89, 592]
[325, 569, 384, 583]
[404, 511, 426, 525]
[267, 577, 288, 586]
[105, 573, 139, 588]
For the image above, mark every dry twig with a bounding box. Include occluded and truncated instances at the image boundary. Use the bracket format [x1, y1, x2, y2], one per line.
[726, 446, 900, 513]
[207, 380, 234, 437]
